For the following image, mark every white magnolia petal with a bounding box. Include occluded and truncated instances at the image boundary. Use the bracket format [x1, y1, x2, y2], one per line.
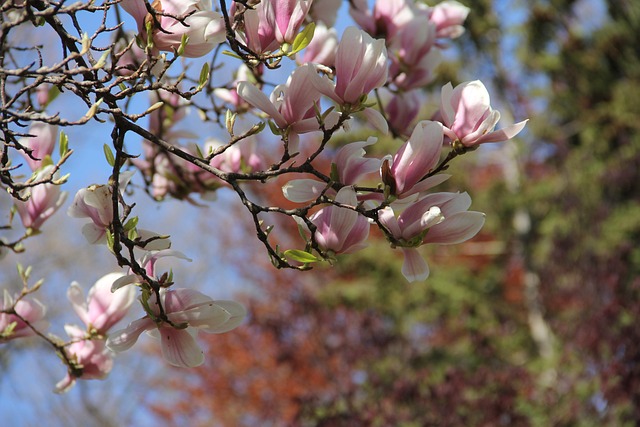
[282, 179, 328, 203]
[67, 282, 89, 326]
[425, 211, 485, 244]
[475, 119, 528, 145]
[362, 107, 388, 135]
[401, 248, 430, 283]
[106, 317, 154, 352]
[199, 300, 247, 334]
[159, 327, 204, 368]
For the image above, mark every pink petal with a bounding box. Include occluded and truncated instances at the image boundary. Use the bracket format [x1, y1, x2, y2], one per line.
[424, 211, 485, 244]
[159, 327, 204, 368]
[474, 119, 528, 145]
[106, 317, 154, 352]
[401, 248, 430, 282]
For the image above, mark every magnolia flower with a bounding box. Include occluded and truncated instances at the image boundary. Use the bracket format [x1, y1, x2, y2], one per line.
[381, 120, 449, 200]
[297, 23, 338, 67]
[315, 27, 388, 106]
[206, 137, 263, 174]
[379, 192, 485, 282]
[307, 186, 370, 254]
[429, 1, 470, 39]
[238, 64, 323, 150]
[67, 272, 136, 334]
[269, 0, 313, 45]
[349, 0, 420, 39]
[386, 90, 421, 136]
[14, 165, 67, 231]
[107, 288, 246, 368]
[19, 122, 58, 171]
[55, 325, 113, 393]
[388, 15, 443, 90]
[231, 0, 278, 53]
[440, 80, 528, 148]
[67, 184, 113, 244]
[67, 171, 134, 244]
[1, 290, 48, 341]
[120, 0, 225, 58]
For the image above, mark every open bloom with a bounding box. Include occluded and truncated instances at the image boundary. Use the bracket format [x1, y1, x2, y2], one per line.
[14, 165, 67, 231]
[19, 122, 58, 171]
[307, 186, 370, 254]
[238, 64, 323, 150]
[429, 1, 470, 39]
[55, 325, 113, 393]
[67, 171, 134, 244]
[120, 0, 225, 58]
[107, 288, 246, 368]
[1, 290, 48, 341]
[297, 22, 338, 67]
[67, 273, 136, 334]
[440, 80, 528, 148]
[379, 192, 485, 282]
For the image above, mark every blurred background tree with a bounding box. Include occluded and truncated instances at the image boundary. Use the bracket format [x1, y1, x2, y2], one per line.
[145, 0, 640, 425]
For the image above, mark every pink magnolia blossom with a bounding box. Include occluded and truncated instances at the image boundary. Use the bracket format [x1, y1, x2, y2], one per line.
[14, 165, 67, 231]
[206, 136, 263, 174]
[429, 1, 470, 39]
[55, 325, 113, 393]
[309, 186, 370, 254]
[238, 64, 323, 150]
[231, 1, 278, 53]
[382, 120, 449, 200]
[440, 80, 528, 148]
[379, 192, 485, 282]
[67, 171, 134, 243]
[1, 290, 48, 341]
[120, 0, 225, 58]
[270, 0, 313, 45]
[388, 15, 443, 90]
[297, 22, 338, 67]
[67, 184, 112, 243]
[18, 122, 58, 171]
[350, 0, 420, 39]
[386, 90, 421, 136]
[315, 26, 388, 106]
[67, 272, 136, 334]
[107, 288, 246, 368]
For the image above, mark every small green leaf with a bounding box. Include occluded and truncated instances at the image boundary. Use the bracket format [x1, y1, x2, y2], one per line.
[330, 162, 339, 182]
[59, 131, 68, 157]
[195, 144, 204, 159]
[198, 62, 210, 90]
[105, 229, 114, 253]
[290, 22, 316, 56]
[103, 144, 115, 167]
[177, 34, 189, 56]
[95, 49, 111, 69]
[1, 321, 18, 339]
[222, 50, 242, 59]
[47, 85, 61, 105]
[284, 249, 320, 263]
[267, 120, 280, 135]
[128, 228, 138, 241]
[123, 216, 139, 232]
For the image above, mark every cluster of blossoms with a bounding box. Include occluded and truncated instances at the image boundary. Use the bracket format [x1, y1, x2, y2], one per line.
[1, 0, 527, 392]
